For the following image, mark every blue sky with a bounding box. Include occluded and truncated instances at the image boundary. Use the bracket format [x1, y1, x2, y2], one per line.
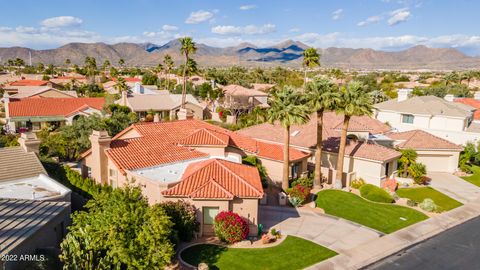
[0, 0, 479, 55]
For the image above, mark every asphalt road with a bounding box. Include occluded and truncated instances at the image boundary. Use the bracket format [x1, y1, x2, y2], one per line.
[366, 216, 480, 270]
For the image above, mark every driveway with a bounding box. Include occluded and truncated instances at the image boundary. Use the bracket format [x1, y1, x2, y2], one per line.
[259, 205, 382, 254]
[428, 172, 480, 204]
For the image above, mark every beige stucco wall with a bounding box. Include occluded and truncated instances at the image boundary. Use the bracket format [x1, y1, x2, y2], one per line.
[415, 149, 460, 173]
[258, 157, 308, 185]
[231, 198, 259, 236]
[193, 146, 226, 157]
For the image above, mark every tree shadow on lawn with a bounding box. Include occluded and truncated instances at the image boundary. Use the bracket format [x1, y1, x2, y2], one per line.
[181, 244, 227, 269]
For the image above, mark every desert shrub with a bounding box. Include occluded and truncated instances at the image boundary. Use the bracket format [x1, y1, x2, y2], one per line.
[350, 178, 366, 189]
[287, 184, 311, 207]
[406, 199, 418, 207]
[159, 200, 199, 243]
[214, 211, 249, 244]
[359, 184, 394, 203]
[418, 198, 438, 212]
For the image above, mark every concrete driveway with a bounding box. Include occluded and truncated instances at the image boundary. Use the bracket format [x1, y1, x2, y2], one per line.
[428, 172, 480, 204]
[259, 205, 382, 254]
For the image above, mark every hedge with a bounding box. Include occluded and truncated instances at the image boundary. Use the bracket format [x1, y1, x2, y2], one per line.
[359, 184, 394, 203]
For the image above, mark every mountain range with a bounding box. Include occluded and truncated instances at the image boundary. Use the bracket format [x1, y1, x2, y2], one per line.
[1, 39, 479, 70]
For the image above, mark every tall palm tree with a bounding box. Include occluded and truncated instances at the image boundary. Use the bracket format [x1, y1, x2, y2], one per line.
[305, 78, 340, 189]
[267, 86, 310, 191]
[102, 60, 111, 75]
[334, 82, 373, 188]
[65, 58, 71, 68]
[114, 77, 128, 93]
[302, 48, 320, 85]
[118, 58, 125, 69]
[84, 57, 97, 84]
[180, 37, 197, 108]
[163, 54, 174, 90]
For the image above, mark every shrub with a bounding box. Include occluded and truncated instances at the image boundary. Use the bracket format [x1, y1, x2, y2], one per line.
[406, 199, 418, 207]
[270, 228, 281, 239]
[409, 162, 427, 184]
[359, 184, 394, 203]
[291, 176, 313, 189]
[287, 184, 311, 207]
[418, 198, 438, 212]
[159, 200, 200, 243]
[350, 178, 366, 189]
[214, 211, 249, 244]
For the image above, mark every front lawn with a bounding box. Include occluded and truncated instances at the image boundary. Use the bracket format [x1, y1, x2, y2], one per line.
[316, 190, 428, 234]
[462, 165, 480, 187]
[180, 236, 337, 270]
[396, 187, 463, 211]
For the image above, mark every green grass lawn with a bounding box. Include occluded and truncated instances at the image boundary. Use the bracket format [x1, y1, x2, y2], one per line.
[316, 190, 428, 234]
[396, 187, 462, 211]
[462, 165, 480, 187]
[180, 236, 337, 270]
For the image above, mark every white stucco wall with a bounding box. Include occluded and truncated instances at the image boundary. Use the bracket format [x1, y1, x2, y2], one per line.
[416, 150, 460, 173]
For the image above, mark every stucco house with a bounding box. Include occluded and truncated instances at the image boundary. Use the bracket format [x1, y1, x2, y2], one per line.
[374, 88, 478, 145]
[79, 119, 310, 236]
[4, 96, 105, 133]
[221, 84, 270, 110]
[237, 112, 401, 187]
[116, 89, 204, 120]
[384, 130, 462, 173]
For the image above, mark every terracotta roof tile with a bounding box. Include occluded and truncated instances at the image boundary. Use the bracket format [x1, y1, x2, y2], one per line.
[9, 80, 49, 86]
[455, 98, 480, 120]
[162, 159, 263, 199]
[178, 128, 230, 146]
[322, 137, 401, 162]
[387, 130, 462, 150]
[8, 97, 105, 117]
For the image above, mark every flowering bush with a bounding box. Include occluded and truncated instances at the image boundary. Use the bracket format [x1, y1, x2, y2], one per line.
[159, 200, 199, 243]
[214, 211, 249, 244]
[287, 184, 311, 207]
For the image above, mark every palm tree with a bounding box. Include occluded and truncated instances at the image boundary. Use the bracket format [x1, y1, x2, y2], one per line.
[118, 58, 125, 69]
[334, 82, 373, 188]
[163, 54, 174, 90]
[305, 78, 340, 189]
[180, 37, 197, 108]
[399, 149, 418, 177]
[267, 86, 310, 190]
[114, 77, 128, 93]
[302, 48, 320, 85]
[84, 57, 97, 84]
[102, 60, 111, 75]
[65, 58, 71, 68]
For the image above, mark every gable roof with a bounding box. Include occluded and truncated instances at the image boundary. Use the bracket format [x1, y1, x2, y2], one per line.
[9, 79, 49, 86]
[386, 130, 462, 150]
[8, 97, 105, 117]
[0, 147, 46, 182]
[121, 93, 203, 111]
[179, 128, 230, 146]
[455, 98, 480, 120]
[375, 95, 474, 118]
[8, 87, 77, 99]
[222, 84, 269, 97]
[162, 159, 263, 199]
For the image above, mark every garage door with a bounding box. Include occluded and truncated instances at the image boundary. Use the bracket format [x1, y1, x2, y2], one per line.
[417, 155, 450, 172]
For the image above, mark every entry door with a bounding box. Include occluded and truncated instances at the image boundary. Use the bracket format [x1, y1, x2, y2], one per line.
[203, 207, 219, 236]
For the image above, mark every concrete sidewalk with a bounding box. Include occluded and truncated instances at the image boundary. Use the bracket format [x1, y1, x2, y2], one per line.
[308, 197, 480, 270]
[428, 172, 480, 204]
[259, 205, 382, 254]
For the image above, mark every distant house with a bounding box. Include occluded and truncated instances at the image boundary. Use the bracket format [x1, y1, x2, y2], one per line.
[50, 75, 87, 85]
[374, 89, 478, 145]
[237, 112, 400, 187]
[80, 119, 310, 236]
[116, 90, 204, 120]
[3, 87, 77, 99]
[221, 84, 269, 110]
[455, 92, 480, 123]
[4, 97, 105, 133]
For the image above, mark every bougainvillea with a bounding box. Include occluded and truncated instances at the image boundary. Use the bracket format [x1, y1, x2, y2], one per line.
[287, 184, 311, 207]
[214, 211, 249, 244]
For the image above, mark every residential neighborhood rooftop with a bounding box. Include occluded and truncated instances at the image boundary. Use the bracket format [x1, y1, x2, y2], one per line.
[8, 79, 50, 86]
[0, 174, 71, 200]
[7, 97, 105, 117]
[222, 84, 269, 96]
[0, 147, 46, 182]
[386, 129, 463, 150]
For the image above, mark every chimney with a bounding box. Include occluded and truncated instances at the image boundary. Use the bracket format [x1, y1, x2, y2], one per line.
[397, 88, 412, 102]
[133, 82, 142, 94]
[18, 132, 41, 154]
[444, 94, 455, 102]
[3, 92, 16, 133]
[89, 130, 111, 185]
[46, 81, 53, 88]
[153, 112, 160, 122]
[177, 108, 194, 120]
[474, 91, 480, 101]
[120, 90, 128, 106]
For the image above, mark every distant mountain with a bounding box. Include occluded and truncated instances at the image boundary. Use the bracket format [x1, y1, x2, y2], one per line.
[1, 39, 479, 70]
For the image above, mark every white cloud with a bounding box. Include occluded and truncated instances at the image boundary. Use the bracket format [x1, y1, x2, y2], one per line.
[357, 15, 382, 26]
[185, 10, 214, 24]
[41, 16, 83, 28]
[15, 26, 37, 34]
[332, 9, 343, 20]
[289, 28, 301, 33]
[211, 24, 276, 35]
[239, 4, 256, 10]
[162, 24, 178, 31]
[388, 8, 411, 26]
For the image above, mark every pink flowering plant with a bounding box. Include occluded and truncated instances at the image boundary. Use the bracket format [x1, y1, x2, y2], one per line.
[287, 184, 311, 207]
[214, 211, 249, 244]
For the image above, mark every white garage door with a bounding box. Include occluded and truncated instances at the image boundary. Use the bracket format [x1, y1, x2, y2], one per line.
[417, 155, 450, 172]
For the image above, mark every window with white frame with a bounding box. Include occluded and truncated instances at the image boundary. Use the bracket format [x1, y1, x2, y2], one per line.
[401, 114, 414, 124]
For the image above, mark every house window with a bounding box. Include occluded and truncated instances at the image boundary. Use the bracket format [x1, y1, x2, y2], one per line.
[402, 114, 414, 124]
[291, 162, 300, 179]
[109, 169, 117, 178]
[203, 207, 219, 225]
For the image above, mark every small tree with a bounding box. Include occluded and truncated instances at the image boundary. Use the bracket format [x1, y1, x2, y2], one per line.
[214, 211, 249, 244]
[399, 148, 418, 177]
[159, 200, 200, 243]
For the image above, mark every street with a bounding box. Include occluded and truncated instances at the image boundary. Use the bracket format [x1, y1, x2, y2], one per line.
[367, 216, 480, 270]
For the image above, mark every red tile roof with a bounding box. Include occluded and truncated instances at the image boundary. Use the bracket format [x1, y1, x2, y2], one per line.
[162, 159, 263, 199]
[387, 130, 462, 150]
[179, 128, 230, 146]
[455, 98, 480, 120]
[9, 79, 49, 86]
[8, 98, 105, 117]
[112, 77, 141, 82]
